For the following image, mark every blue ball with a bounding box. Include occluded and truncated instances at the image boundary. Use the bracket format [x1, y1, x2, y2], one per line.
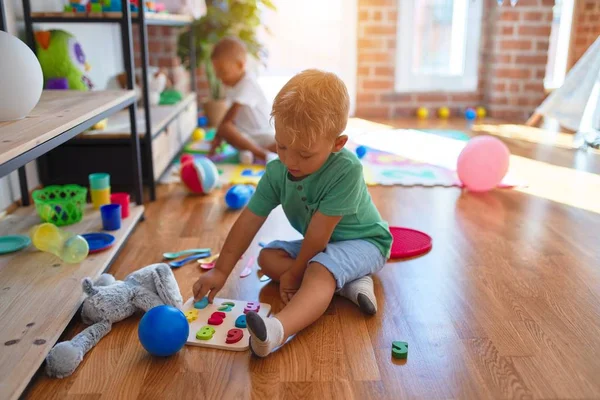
[197, 116, 208, 127]
[138, 305, 189, 357]
[225, 184, 256, 210]
[465, 108, 477, 121]
[355, 145, 367, 159]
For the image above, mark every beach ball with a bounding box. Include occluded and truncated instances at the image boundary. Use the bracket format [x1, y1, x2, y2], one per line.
[138, 305, 189, 357]
[0, 31, 43, 121]
[457, 136, 510, 192]
[180, 155, 219, 194]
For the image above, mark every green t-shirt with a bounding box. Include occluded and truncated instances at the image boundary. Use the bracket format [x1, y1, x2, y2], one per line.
[247, 148, 392, 258]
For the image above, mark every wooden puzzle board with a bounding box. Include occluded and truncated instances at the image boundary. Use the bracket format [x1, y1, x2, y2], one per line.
[182, 297, 271, 351]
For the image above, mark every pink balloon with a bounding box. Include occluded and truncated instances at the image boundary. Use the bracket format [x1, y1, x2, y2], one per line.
[457, 136, 510, 192]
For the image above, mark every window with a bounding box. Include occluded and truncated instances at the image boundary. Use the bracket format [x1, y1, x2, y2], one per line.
[395, 0, 483, 93]
[544, 0, 575, 90]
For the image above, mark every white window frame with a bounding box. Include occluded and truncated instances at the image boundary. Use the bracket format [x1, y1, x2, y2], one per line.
[394, 0, 483, 93]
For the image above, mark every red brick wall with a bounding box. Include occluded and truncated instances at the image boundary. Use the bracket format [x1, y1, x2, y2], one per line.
[356, 0, 555, 121]
[570, 0, 600, 66]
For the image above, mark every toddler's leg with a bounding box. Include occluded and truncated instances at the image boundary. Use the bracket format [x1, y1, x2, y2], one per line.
[257, 248, 294, 281]
[218, 121, 269, 160]
[246, 262, 336, 357]
[340, 275, 377, 315]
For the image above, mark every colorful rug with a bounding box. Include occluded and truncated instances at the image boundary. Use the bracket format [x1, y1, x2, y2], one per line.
[351, 129, 522, 188]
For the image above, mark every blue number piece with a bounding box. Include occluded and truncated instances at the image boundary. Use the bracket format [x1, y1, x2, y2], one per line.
[194, 297, 209, 309]
[235, 315, 247, 329]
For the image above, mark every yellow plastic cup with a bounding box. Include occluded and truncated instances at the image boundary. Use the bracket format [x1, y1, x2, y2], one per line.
[91, 187, 111, 209]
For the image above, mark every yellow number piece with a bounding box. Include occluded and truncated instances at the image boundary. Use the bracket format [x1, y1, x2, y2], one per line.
[196, 326, 216, 340]
[185, 309, 199, 323]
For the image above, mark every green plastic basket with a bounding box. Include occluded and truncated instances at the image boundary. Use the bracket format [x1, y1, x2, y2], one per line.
[32, 185, 88, 226]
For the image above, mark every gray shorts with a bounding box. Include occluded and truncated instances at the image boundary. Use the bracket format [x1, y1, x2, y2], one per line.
[264, 239, 386, 289]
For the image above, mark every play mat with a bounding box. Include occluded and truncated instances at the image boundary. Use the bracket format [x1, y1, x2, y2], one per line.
[161, 127, 523, 189]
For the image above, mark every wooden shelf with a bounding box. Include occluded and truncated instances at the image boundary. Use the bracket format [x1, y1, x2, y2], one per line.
[30, 11, 193, 26]
[0, 90, 136, 176]
[79, 93, 197, 139]
[0, 204, 144, 400]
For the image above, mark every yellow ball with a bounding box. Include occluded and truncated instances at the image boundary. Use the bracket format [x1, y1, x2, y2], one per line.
[438, 107, 450, 119]
[416, 107, 429, 119]
[192, 128, 205, 142]
[476, 106, 487, 119]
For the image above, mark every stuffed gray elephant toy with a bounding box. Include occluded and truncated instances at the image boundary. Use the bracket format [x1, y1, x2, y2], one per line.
[45, 263, 183, 378]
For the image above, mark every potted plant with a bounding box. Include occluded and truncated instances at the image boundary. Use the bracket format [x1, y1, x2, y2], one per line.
[178, 0, 275, 127]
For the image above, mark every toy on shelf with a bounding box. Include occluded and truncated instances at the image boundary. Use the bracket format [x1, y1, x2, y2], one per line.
[457, 135, 510, 192]
[416, 107, 429, 119]
[29, 223, 89, 264]
[183, 296, 271, 351]
[139, 305, 189, 356]
[225, 184, 255, 210]
[180, 154, 219, 194]
[110, 192, 130, 218]
[34, 30, 94, 91]
[89, 173, 111, 209]
[355, 145, 367, 159]
[100, 204, 121, 231]
[45, 264, 184, 378]
[438, 107, 450, 119]
[0, 31, 43, 122]
[32, 184, 87, 226]
[0, 235, 31, 255]
[81, 232, 115, 253]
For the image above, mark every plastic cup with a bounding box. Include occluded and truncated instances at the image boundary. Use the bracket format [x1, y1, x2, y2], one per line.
[110, 193, 130, 218]
[100, 204, 121, 231]
[89, 173, 110, 190]
[91, 187, 111, 209]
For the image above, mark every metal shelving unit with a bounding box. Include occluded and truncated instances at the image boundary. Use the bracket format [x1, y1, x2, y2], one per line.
[20, 3, 197, 201]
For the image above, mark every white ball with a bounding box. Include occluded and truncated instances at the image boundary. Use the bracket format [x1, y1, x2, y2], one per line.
[0, 31, 43, 122]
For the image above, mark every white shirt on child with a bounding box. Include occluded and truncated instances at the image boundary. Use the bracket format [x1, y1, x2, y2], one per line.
[225, 73, 274, 138]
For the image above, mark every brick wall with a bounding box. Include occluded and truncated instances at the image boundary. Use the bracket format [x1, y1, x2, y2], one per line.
[356, 0, 555, 121]
[570, 0, 600, 66]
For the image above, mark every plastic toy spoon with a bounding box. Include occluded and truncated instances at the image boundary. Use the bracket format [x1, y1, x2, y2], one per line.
[163, 248, 211, 259]
[168, 252, 211, 268]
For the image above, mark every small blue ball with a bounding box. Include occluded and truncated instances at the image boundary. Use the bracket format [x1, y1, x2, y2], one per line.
[197, 116, 208, 127]
[355, 145, 367, 159]
[225, 184, 256, 210]
[138, 305, 189, 357]
[465, 109, 477, 121]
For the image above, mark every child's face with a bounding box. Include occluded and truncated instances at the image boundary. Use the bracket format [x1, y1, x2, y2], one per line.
[212, 56, 245, 87]
[275, 125, 348, 178]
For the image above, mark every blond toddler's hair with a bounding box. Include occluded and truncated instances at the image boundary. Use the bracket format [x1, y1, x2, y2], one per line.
[271, 69, 349, 148]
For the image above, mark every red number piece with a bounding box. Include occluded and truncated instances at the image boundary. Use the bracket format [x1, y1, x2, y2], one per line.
[243, 302, 260, 314]
[208, 311, 226, 326]
[226, 328, 243, 344]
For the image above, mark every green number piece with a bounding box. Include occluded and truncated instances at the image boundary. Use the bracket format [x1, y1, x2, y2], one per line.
[218, 302, 235, 312]
[392, 341, 408, 359]
[196, 326, 216, 340]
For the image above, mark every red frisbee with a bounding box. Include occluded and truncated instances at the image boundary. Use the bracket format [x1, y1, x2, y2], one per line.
[389, 227, 432, 259]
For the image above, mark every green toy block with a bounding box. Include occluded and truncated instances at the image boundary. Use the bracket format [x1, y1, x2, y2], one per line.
[90, 3, 103, 12]
[63, 4, 73, 12]
[392, 341, 408, 359]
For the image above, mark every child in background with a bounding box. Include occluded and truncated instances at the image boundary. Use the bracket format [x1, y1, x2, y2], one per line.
[193, 70, 392, 357]
[209, 36, 278, 164]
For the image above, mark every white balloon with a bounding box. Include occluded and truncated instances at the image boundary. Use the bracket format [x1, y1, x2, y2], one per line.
[0, 31, 44, 122]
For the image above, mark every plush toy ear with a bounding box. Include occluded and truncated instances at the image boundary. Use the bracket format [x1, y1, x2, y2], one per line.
[34, 31, 51, 50]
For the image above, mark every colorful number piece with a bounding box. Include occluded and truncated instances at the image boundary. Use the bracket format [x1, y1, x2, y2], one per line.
[392, 341, 408, 359]
[226, 328, 244, 344]
[235, 315, 247, 329]
[194, 297, 209, 309]
[218, 302, 235, 312]
[196, 326, 216, 340]
[243, 302, 260, 314]
[208, 311, 226, 325]
[185, 309, 199, 323]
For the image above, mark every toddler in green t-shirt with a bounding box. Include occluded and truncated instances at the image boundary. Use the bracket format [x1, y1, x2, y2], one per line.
[193, 69, 392, 357]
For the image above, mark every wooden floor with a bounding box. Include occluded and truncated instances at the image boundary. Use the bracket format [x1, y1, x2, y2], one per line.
[24, 119, 600, 400]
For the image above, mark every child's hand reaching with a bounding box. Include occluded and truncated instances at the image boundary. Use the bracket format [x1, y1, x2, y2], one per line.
[279, 270, 302, 304]
[193, 269, 228, 303]
[209, 136, 223, 156]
